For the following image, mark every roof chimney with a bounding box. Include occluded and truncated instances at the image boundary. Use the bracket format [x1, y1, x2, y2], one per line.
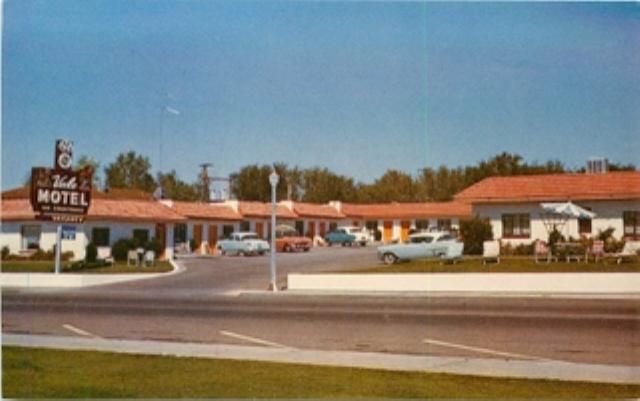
[587, 157, 608, 174]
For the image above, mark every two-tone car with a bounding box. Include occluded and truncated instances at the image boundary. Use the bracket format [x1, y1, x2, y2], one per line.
[339, 226, 371, 246]
[275, 225, 312, 252]
[376, 231, 463, 265]
[216, 232, 270, 256]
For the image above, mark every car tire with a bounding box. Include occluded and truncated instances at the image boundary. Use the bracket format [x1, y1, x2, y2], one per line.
[303, 247, 310, 252]
[327, 242, 332, 247]
[360, 241, 366, 247]
[383, 253, 398, 265]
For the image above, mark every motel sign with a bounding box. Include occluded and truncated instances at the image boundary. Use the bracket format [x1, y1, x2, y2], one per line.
[30, 140, 93, 223]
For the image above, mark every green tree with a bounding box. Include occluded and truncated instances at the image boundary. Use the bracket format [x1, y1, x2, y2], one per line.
[104, 151, 156, 192]
[157, 170, 199, 201]
[302, 167, 358, 203]
[75, 155, 101, 188]
[358, 170, 416, 203]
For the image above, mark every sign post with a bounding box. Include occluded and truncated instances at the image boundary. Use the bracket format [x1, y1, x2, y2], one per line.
[30, 140, 93, 274]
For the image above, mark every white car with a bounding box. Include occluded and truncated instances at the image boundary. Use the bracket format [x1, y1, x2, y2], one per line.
[216, 232, 270, 256]
[340, 226, 371, 246]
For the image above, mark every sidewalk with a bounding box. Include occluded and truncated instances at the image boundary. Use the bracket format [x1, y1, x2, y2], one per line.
[4, 334, 638, 385]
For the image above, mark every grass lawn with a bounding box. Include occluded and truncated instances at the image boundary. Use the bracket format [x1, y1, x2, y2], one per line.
[0, 260, 173, 274]
[4, 346, 639, 399]
[345, 256, 640, 274]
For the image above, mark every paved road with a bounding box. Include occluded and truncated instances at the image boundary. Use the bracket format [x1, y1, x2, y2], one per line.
[3, 247, 639, 368]
[81, 246, 379, 295]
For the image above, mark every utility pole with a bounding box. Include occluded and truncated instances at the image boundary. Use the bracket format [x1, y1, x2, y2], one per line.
[199, 163, 212, 202]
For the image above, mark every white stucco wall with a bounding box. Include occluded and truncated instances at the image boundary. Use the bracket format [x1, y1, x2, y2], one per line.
[473, 200, 640, 244]
[2, 220, 158, 261]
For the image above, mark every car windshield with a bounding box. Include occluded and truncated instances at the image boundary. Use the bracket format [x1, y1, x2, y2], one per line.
[242, 235, 259, 241]
[437, 235, 453, 241]
[410, 236, 433, 244]
[276, 230, 297, 238]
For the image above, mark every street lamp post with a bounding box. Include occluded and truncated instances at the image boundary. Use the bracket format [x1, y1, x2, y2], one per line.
[269, 169, 279, 292]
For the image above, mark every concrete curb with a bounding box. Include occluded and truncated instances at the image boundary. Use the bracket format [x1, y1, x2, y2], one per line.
[0, 259, 184, 288]
[3, 334, 638, 385]
[288, 272, 640, 295]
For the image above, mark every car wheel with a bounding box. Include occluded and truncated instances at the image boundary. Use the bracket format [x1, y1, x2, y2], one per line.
[327, 242, 332, 247]
[303, 247, 310, 252]
[360, 241, 366, 247]
[383, 253, 398, 265]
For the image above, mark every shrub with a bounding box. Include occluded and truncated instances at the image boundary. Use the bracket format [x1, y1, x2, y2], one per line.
[85, 242, 98, 263]
[459, 218, 493, 255]
[146, 237, 163, 255]
[112, 238, 137, 261]
[61, 251, 75, 261]
[1, 246, 9, 260]
[548, 227, 565, 252]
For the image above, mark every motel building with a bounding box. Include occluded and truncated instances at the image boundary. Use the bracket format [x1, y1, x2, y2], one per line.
[454, 171, 640, 244]
[2, 170, 638, 261]
[1, 186, 470, 261]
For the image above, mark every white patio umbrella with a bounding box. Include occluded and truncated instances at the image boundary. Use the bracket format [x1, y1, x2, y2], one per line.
[540, 202, 596, 219]
[539, 201, 596, 239]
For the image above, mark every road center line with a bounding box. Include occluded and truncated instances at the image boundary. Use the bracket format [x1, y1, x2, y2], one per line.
[62, 324, 96, 338]
[422, 338, 549, 361]
[219, 330, 294, 350]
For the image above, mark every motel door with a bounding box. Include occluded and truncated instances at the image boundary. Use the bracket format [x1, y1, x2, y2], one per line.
[255, 222, 264, 239]
[208, 225, 217, 253]
[193, 224, 203, 254]
[400, 221, 411, 243]
[308, 221, 316, 238]
[319, 222, 326, 238]
[155, 223, 166, 260]
[383, 221, 393, 244]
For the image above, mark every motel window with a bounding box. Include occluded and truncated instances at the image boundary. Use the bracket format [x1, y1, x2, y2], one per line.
[92, 228, 110, 247]
[21, 225, 41, 250]
[578, 206, 592, 235]
[502, 214, 531, 238]
[174, 224, 187, 245]
[133, 229, 149, 245]
[415, 220, 429, 231]
[222, 225, 234, 239]
[623, 211, 640, 239]
[578, 218, 592, 234]
[295, 221, 305, 235]
[437, 219, 451, 231]
[240, 221, 251, 232]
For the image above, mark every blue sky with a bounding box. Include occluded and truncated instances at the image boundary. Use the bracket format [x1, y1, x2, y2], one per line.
[2, 1, 639, 189]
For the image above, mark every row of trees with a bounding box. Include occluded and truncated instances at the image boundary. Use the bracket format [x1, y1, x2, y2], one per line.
[66, 151, 635, 203]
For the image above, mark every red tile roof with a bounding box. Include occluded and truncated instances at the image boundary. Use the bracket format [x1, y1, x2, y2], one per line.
[454, 172, 640, 203]
[170, 201, 241, 221]
[341, 202, 472, 219]
[1, 197, 185, 223]
[86, 199, 185, 223]
[292, 202, 345, 219]
[238, 201, 298, 219]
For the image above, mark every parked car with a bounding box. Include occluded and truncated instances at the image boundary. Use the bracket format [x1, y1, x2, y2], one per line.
[376, 231, 461, 265]
[324, 228, 357, 246]
[275, 225, 312, 252]
[340, 226, 371, 246]
[216, 232, 270, 256]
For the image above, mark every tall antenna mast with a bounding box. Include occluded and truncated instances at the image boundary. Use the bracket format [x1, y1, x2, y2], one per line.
[199, 163, 212, 202]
